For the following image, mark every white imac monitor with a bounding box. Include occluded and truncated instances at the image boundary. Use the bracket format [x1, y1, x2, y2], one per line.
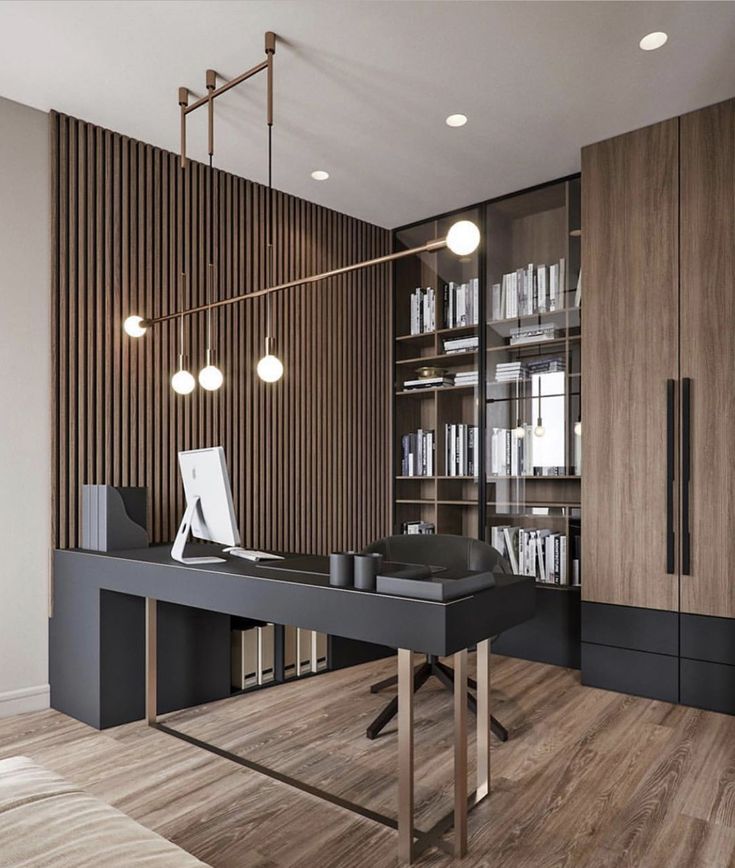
[172, 447, 241, 564]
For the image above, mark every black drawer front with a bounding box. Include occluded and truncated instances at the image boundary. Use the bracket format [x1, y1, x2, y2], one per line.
[681, 613, 735, 667]
[581, 602, 678, 656]
[680, 658, 735, 716]
[581, 642, 678, 703]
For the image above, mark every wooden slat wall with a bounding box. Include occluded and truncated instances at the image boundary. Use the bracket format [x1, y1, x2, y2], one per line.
[51, 111, 392, 552]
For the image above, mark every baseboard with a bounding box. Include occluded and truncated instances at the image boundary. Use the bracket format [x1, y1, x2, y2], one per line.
[0, 684, 50, 718]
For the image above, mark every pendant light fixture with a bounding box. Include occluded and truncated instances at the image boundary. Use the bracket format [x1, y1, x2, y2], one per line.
[122, 32, 482, 384]
[171, 311, 196, 395]
[512, 379, 525, 438]
[198, 70, 224, 392]
[257, 51, 283, 384]
[171, 145, 196, 395]
[534, 381, 545, 437]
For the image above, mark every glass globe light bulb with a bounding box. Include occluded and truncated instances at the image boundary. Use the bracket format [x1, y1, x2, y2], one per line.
[198, 364, 223, 391]
[513, 425, 526, 439]
[446, 220, 480, 256]
[123, 315, 147, 337]
[574, 420, 582, 436]
[534, 423, 545, 438]
[257, 353, 284, 383]
[171, 368, 196, 395]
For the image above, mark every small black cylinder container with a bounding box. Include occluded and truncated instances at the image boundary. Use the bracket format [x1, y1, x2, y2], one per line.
[329, 552, 354, 587]
[354, 553, 381, 591]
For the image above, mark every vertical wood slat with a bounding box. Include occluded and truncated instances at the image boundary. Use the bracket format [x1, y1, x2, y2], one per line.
[51, 111, 392, 553]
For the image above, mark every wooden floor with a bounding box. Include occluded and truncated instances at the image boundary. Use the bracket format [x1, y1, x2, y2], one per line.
[2, 654, 735, 867]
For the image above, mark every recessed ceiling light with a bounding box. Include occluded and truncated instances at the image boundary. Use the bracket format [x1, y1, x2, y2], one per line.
[639, 31, 668, 51]
[445, 114, 467, 128]
[311, 170, 329, 181]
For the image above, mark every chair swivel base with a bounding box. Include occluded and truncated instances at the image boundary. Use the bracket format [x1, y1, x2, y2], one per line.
[366, 656, 509, 742]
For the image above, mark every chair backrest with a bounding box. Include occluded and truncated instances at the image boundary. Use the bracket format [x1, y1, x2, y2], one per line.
[365, 534, 511, 574]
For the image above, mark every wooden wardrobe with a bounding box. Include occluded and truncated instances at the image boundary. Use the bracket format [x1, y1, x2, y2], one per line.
[581, 98, 735, 714]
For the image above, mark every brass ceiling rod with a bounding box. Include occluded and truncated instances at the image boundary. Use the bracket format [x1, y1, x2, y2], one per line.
[139, 238, 447, 329]
[179, 31, 276, 168]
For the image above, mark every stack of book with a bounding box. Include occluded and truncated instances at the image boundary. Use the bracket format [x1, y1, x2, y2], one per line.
[495, 361, 527, 382]
[402, 520, 435, 535]
[526, 356, 565, 375]
[402, 374, 453, 391]
[490, 259, 566, 320]
[400, 429, 435, 476]
[443, 279, 479, 328]
[490, 526, 571, 585]
[488, 426, 533, 476]
[444, 423, 478, 476]
[454, 370, 478, 388]
[410, 286, 435, 335]
[443, 335, 478, 354]
[510, 323, 556, 346]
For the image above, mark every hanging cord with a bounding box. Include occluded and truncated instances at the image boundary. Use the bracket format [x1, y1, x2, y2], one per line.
[207, 153, 214, 362]
[266, 124, 274, 347]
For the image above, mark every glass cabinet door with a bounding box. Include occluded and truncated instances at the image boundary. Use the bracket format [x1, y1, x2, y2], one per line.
[484, 179, 582, 587]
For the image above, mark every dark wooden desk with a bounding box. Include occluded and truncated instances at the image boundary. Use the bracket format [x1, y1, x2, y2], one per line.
[50, 545, 534, 863]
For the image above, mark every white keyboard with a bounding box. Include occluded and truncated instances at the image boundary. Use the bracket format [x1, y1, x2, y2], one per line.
[222, 547, 283, 562]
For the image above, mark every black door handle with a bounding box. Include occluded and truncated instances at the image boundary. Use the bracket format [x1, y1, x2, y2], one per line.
[666, 379, 675, 574]
[682, 378, 691, 575]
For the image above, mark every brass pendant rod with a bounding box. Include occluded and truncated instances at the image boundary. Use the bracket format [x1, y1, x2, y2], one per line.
[140, 237, 447, 328]
[184, 59, 269, 116]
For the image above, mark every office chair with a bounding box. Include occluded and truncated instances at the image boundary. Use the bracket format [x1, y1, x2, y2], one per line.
[363, 534, 510, 742]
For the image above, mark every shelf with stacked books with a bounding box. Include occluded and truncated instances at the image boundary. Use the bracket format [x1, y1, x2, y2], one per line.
[485, 176, 582, 591]
[393, 206, 482, 537]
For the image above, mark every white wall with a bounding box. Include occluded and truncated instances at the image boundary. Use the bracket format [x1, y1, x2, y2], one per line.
[0, 96, 50, 716]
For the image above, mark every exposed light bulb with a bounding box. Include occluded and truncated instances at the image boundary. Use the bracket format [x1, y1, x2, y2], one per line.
[199, 364, 223, 391]
[534, 422, 545, 438]
[311, 170, 329, 181]
[513, 424, 526, 439]
[446, 220, 480, 256]
[171, 368, 196, 395]
[123, 315, 147, 337]
[257, 354, 284, 383]
[445, 113, 467, 128]
[574, 420, 582, 436]
[639, 31, 667, 51]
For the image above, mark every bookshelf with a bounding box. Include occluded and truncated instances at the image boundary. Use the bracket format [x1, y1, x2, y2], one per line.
[394, 206, 482, 539]
[393, 177, 582, 667]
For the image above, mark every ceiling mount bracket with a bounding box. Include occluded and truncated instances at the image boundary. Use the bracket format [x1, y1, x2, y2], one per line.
[178, 31, 277, 168]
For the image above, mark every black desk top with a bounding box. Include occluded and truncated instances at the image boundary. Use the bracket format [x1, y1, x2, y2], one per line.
[54, 545, 535, 656]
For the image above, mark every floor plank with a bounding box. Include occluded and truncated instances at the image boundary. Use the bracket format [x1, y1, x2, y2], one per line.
[2, 655, 735, 867]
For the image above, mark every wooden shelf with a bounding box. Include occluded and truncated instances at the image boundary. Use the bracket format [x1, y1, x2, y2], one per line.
[395, 383, 476, 397]
[395, 324, 478, 342]
[486, 305, 580, 328]
[438, 500, 477, 506]
[395, 498, 434, 504]
[395, 475, 436, 480]
[486, 334, 580, 354]
[396, 350, 478, 367]
[487, 475, 580, 481]
[488, 501, 581, 508]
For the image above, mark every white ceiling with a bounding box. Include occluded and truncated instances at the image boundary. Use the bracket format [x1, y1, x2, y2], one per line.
[1, 1, 735, 228]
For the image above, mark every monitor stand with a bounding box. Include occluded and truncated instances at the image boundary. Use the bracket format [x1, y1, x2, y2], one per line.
[171, 497, 227, 565]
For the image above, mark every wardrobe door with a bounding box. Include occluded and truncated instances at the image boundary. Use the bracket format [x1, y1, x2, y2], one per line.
[581, 120, 679, 611]
[680, 98, 735, 619]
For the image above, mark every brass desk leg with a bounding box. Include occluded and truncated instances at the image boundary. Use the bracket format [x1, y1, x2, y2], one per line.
[145, 598, 157, 725]
[454, 648, 468, 858]
[398, 649, 414, 864]
[476, 638, 491, 799]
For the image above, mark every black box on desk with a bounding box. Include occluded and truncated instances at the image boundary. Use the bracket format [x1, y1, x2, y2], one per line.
[81, 485, 149, 551]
